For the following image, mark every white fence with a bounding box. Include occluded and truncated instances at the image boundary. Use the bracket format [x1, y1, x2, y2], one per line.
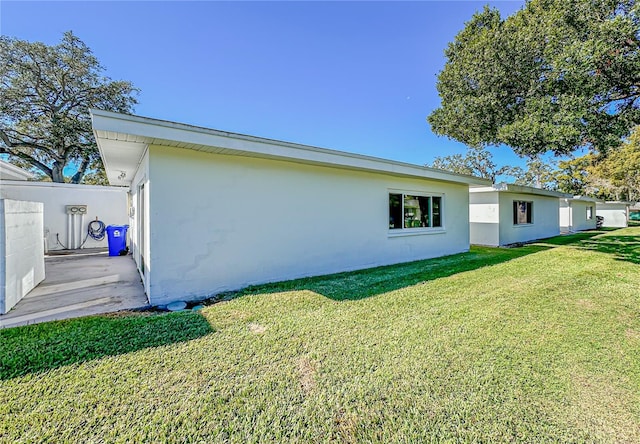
[0, 181, 128, 251]
[0, 199, 45, 314]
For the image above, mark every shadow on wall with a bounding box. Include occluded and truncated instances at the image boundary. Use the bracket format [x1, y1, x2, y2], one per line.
[0, 311, 214, 380]
[223, 244, 552, 302]
[217, 227, 639, 303]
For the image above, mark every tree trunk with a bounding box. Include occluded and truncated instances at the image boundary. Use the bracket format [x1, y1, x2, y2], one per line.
[51, 161, 65, 183]
[71, 157, 90, 184]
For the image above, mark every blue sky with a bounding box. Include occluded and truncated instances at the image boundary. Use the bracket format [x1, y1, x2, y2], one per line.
[1, 1, 528, 171]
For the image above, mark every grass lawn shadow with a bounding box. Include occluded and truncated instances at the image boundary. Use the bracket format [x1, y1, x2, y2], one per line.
[228, 244, 551, 302]
[535, 228, 640, 264]
[0, 311, 214, 380]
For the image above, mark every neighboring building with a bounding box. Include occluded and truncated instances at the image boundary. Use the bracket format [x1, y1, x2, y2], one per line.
[91, 109, 491, 306]
[0, 181, 128, 251]
[630, 204, 640, 222]
[469, 183, 571, 247]
[559, 196, 601, 233]
[0, 159, 35, 181]
[596, 201, 630, 228]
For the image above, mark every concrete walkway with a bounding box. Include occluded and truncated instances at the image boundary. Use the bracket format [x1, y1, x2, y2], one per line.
[0, 249, 148, 329]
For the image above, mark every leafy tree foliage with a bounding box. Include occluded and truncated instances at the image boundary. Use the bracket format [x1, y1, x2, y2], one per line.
[589, 128, 640, 200]
[0, 32, 137, 183]
[430, 147, 521, 182]
[428, 0, 640, 157]
[512, 156, 557, 190]
[553, 155, 596, 195]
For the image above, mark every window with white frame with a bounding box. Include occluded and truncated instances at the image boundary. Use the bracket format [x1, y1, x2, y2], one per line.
[389, 193, 442, 230]
[586, 205, 593, 219]
[513, 201, 533, 225]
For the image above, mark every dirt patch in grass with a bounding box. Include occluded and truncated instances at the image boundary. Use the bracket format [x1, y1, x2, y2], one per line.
[576, 299, 597, 310]
[297, 356, 317, 394]
[247, 322, 267, 334]
[333, 408, 359, 444]
[625, 329, 640, 341]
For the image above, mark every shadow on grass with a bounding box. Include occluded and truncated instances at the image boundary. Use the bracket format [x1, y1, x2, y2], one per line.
[226, 244, 551, 302]
[580, 235, 640, 264]
[0, 311, 214, 380]
[536, 229, 640, 264]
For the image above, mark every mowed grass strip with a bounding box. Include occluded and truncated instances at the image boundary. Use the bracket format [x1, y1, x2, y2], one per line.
[1, 228, 639, 443]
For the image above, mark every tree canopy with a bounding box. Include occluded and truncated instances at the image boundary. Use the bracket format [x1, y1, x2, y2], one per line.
[589, 127, 640, 200]
[429, 147, 521, 182]
[428, 0, 640, 157]
[553, 155, 596, 195]
[512, 156, 557, 190]
[0, 32, 138, 183]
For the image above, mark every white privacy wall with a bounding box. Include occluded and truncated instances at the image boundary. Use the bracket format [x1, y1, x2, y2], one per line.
[559, 199, 571, 231]
[596, 203, 628, 227]
[0, 181, 128, 250]
[0, 199, 45, 314]
[469, 191, 500, 246]
[144, 145, 472, 305]
[498, 192, 560, 245]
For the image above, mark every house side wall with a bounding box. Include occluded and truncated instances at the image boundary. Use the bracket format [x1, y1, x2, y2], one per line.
[596, 203, 628, 227]
[498, 192, 560, 245]
[0, 199, 45, 314]
[569, 201, 597, 231]
[128, 149, 150, 297]
[0, 181, 127, 251]
[147, 145, 471, 305]
[469, 191, 500, 246]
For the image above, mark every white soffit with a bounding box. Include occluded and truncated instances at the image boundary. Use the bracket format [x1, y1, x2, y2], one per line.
[95, 137, 147, 186]
[0, 159, 35, 181]
[91, 109, 492, 187]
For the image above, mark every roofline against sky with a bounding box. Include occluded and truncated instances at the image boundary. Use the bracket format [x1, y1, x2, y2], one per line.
[90, 109, 492, 187]
[470, 182, 572, 199]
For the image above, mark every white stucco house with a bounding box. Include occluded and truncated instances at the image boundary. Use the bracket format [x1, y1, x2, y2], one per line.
[91, 109, 491, 305]
[559, 196, 601, 233]
[469, 183, 571, 247]
[596, 201, 630, 227]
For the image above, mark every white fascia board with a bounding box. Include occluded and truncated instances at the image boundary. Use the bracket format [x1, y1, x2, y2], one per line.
[597, 201, 633, 206]
[90, 109, 492, 187]
[0, 160, 36, 180]
[0, 179, 127, 191]
[471, 183, 572, 199]
[568, 195, 603, 203]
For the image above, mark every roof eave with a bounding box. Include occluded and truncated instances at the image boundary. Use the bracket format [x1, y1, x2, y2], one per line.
[471, 183, 572, 199]
[90, 109, 491, 187]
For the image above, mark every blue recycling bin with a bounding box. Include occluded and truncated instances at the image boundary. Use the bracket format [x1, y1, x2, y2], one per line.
[106, 225, 129, 256]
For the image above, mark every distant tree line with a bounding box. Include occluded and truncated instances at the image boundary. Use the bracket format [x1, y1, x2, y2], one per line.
[429, 129, 640, 201]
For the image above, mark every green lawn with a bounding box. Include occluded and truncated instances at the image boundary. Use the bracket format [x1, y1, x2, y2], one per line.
[1, 228, 639, 443]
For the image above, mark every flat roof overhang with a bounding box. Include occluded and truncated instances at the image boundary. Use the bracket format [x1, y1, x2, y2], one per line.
[470, 183, 572, 199]
[91, 109, 492, 188]
[566, 195, 603, 203]
[0, 160, 36, 181]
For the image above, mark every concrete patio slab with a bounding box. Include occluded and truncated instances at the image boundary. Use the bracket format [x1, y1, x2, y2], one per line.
[0, 249, 148, 329]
